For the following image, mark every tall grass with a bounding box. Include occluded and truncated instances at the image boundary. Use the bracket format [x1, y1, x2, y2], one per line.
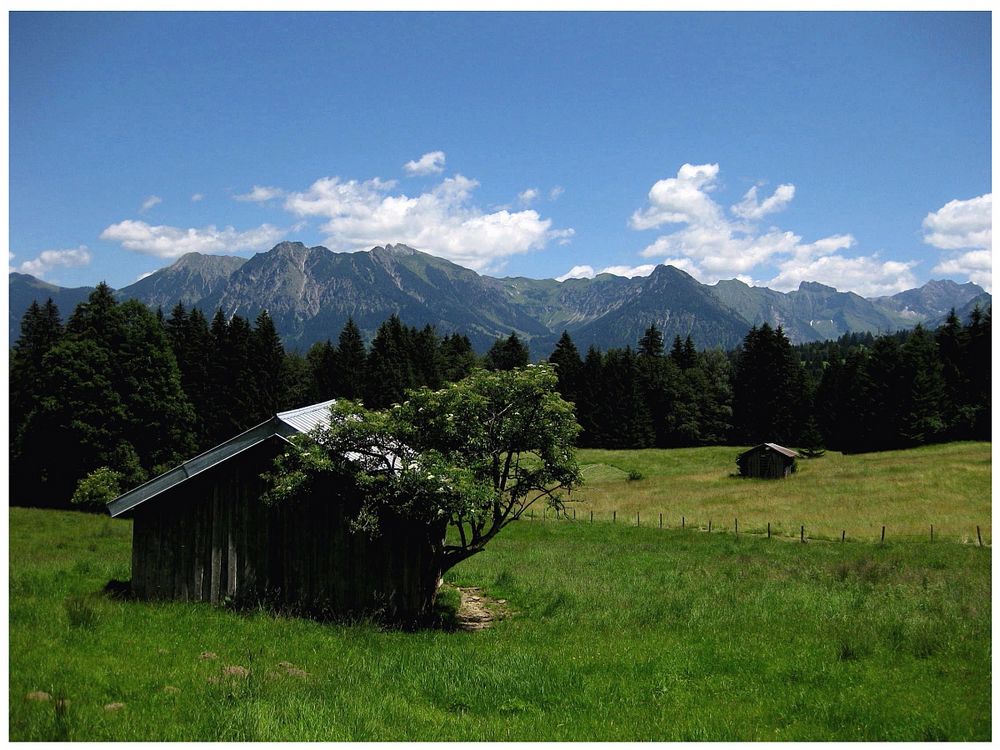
[9, 497, 991, 741]
[572, 442, 991, 542]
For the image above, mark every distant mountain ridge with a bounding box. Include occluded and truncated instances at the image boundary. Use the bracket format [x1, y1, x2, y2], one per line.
[8, 242, 991, 354]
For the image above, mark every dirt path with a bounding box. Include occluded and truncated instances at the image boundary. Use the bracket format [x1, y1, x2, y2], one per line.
[455, 587, 509, 631]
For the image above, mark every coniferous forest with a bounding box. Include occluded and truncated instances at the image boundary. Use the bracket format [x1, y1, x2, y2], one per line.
[9, 282, 991, 509]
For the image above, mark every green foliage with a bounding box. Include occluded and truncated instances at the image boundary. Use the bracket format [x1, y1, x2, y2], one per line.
[267, 363, 581, 572]
[483, 332, 530, 371]
[70, 467, 123, 509]
[626, 469, 644, 481]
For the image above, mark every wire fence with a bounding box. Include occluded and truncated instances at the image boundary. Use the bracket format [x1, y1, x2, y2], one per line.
[521, 506, 991, 547]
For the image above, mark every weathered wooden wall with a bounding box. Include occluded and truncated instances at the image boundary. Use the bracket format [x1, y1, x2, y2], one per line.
[130, 437, 442, 621]
[737, 448, 794, 479]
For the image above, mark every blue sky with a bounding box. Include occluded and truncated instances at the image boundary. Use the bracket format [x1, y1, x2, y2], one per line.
[9, 11, 992, 295]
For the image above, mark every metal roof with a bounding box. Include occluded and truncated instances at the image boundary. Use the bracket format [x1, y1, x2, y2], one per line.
[107, 399, 337, 519]
[738, 442, 799, 459]
[276, 399, 338, 433]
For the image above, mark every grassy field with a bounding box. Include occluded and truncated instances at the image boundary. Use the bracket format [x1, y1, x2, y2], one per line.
[572, 442, 991, 543]
[9, 454, 992, 742]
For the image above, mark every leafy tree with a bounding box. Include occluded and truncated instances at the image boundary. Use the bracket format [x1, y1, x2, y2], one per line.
[71, 467, 124, 509]
[483, 332, 530, 371]
[265, 363, 581, 613]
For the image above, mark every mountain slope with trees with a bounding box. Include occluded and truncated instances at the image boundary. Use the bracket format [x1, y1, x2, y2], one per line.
[9, 242, 990, 352]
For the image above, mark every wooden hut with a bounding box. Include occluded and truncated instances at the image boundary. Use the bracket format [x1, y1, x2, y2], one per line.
[736, 443, 799, 479]
[107, 400, 443, 622]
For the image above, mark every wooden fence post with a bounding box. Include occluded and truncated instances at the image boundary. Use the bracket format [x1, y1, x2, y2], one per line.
[573, 508, 576, 521]
[841, 530, 845, 543]
[708, 519, 712, 533]
[659, 513, 663, 529]
[977, 526, 982, 547]
[636, 512, 640, 527]
[881, 526, 885, 544]
[767, 521, 771, 539]
[930, 524, 933, 542]
[682, 516, 685, 529]
[613, 510, 616, 524]
[735, 518, 738, 536]
[800, 525, 805, 543]
[590, 510, 593, 524]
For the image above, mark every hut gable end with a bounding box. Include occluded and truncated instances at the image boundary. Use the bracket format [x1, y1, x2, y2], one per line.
[736, 443, 799, 479]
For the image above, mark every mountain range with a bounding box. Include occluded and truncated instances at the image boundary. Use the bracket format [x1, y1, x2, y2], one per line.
[8, 242, 991, 355]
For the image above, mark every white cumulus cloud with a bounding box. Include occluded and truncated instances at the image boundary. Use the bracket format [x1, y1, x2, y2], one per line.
[630, 163, 722, 230]
[923, 194, 991, 290]
[403, 151, 446, 176]
[549, 186, 564, 201]
[767, 254, 918, 297]
[17, 245, 92, 278]
[933, 249, 992, 292]
[631, 162, 900, 292]
[731, 183, 796, 220]
[284, 174, 572, 272]
[191, 193, 204, 202]
[139, 195, 162, 213]
[922, 194, 991, 251]
[100, 220, 286, 258]
[234, 185, 285, 202]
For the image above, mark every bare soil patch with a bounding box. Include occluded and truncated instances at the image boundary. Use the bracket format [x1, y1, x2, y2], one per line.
[455, 586, 510, 631]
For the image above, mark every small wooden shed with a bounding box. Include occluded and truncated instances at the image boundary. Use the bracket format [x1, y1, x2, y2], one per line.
[107, 400, 443, 622]
[736, 443, 799, 479]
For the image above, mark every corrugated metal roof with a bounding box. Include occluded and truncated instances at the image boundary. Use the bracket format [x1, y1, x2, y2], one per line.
[276, 399, 337, 434]
[107, 400, 338, 518]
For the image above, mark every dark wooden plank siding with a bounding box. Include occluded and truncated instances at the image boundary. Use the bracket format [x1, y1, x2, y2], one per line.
[130, 436, 441, 620]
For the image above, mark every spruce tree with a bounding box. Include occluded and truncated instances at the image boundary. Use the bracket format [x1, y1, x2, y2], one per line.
[439, 333, 477, 383]
[412, 324, 443, 390]
[251, 310, 286, 420]
[365, 314, 416, 408]
[307, 339, 339, 401]
[638, 324, 665, 358]
[548, 331, 582, 403]
[900, 325, 946, 446]
[334, 317, 367, 399]
[484, 332, 530, 371]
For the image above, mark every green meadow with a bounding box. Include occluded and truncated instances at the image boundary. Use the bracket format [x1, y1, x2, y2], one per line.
[574, 442, 992, 542]
[9, 443, 992, 741]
